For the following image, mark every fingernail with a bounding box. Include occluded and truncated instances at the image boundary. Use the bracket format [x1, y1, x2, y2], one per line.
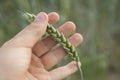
[34, 12, 47, 23]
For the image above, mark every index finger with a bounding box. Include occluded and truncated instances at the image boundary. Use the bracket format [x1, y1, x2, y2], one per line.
[48, 12, 60, 25]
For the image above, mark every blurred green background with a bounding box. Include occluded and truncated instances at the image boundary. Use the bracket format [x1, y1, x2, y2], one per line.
[0, 0, 120, 80]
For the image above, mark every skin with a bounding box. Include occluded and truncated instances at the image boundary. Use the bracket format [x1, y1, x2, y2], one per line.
[0, 12, 83, 80]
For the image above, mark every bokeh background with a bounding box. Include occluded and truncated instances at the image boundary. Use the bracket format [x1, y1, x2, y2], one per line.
[0, 0, 120, 80]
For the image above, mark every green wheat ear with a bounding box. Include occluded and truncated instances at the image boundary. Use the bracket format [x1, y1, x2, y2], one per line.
[22, 12, 84, 80]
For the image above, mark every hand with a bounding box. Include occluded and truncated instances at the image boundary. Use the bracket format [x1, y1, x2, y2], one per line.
[0, 12, 83, 80]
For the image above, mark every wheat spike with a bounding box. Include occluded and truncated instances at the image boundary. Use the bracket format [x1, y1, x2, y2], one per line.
[22, 12, 84, 80]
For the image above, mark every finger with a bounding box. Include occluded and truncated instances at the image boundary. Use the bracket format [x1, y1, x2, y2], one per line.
[41, 33, 83, 69]
[49, 61, 79, 80]
[48, 12, 60, 24]
[29, 54, 50, 80]
[29, 64, 50, 80]
[33, 22, 76, 57]
[5, 12, 48, 48]
[30, 54, 44, 68]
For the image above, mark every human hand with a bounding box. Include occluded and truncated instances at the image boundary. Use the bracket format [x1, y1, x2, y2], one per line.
[0, 12, 83, 80]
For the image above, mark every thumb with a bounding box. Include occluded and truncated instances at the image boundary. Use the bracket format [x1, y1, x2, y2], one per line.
[7, 12, 48, 48]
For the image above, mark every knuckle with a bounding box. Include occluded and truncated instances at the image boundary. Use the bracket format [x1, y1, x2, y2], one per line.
[28, 23, 44, 35]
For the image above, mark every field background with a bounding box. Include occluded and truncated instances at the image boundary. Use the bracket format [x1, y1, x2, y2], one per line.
[0, 0, 120, 80]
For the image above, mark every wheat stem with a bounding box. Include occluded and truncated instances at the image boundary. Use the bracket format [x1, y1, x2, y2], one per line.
[22, 12, 84, 80]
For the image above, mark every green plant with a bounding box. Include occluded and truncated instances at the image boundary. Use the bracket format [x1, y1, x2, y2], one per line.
[22, 12, 84, 80]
